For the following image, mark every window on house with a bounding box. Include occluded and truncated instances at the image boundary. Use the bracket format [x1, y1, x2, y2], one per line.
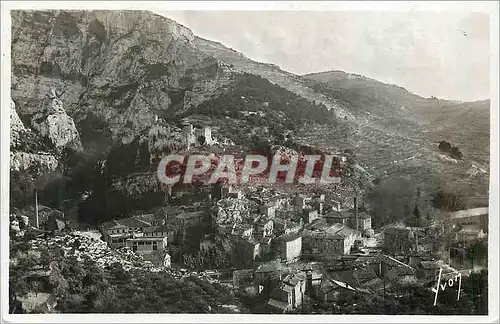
[138, 241, 145, 246]
[153, 241, 158, 251]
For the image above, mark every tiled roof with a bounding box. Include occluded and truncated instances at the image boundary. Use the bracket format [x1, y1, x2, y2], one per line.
[100, 220, 128, 230]
[421, 261, 441, 270]
[143, 225, 174, 233]
[268, 299, 290, 311]
[119, 217, 151, 228]
[283, 272, 306, 287]
[132, 214, 157, 223]
[336, 226, 359, 238]
[326, 210, 371, 219]
[279, 232, 301, 242]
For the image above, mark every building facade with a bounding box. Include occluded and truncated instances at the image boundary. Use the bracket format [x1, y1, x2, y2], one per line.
[302, 223, 361, 260]
[280, 233, 302, 262]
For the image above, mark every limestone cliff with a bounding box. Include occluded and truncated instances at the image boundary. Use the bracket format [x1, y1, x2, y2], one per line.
[11, 10, 231, 145]
[10, 99, 58, 173]
[30, 90, 83, 152]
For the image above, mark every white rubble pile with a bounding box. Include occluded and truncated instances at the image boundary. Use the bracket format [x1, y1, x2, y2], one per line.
[27, 231, 223, 285]
[28, 231, 153, 271]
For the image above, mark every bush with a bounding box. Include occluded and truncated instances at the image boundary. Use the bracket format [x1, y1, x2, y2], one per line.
[432, 189, 466, 211]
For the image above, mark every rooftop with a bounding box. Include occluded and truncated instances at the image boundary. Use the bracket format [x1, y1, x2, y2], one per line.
[283, 272, 306, 287]
[268, 298, 290, 311]
[126, 237, 165, 242]
[279, 232, 302, 243]
[143, 225, 174, 233]
[119, 217, 152, 228]
[325, 210, 371, 220]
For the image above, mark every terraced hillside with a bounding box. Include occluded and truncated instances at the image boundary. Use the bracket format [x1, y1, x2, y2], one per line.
[300, 72, 490, 207]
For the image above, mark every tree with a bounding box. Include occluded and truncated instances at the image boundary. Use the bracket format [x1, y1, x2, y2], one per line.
[467, 241, 488, 268]
[438, 141, 452, 152]
[450, 147, 463, 160]
[432, 189, 466, 211]
[413, 205, 421, 219]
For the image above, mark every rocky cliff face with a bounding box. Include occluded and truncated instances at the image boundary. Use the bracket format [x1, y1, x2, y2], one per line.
[10, 99, 59, 173]
[9, 10, 347, 222]
[31, 90, 83, 152]
[11, 10, 232, 146]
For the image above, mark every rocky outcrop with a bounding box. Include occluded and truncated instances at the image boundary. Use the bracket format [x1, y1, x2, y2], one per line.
[214, 197, 258, 225]
[147, 123, 185, 157]
[10, 152, 59, 173]
[10, 99, 27, 145]
[31, 90, 83, 152]
[10, 99, 59, 173]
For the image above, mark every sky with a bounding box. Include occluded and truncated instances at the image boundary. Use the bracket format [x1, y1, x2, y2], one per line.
[157, 10, 490, 102]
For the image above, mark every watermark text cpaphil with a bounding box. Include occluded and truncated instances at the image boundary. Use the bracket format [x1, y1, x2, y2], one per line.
[156, 153, 343, 186]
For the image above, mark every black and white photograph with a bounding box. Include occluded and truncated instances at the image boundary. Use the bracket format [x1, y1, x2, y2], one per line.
[1, 1, 498, 322]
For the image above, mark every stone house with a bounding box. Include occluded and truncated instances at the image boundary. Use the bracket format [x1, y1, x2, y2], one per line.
[302, 222, 361, 260]
[125, 235, 168, 255]
[254, 217, 274, 239]
[260, 202, 277, 218]
[268, 272, 307, 312]
[319, 278, 358, 303]
[279, 233, 302, 262]
[325, 210, 372, 234]
[302, 207, 319, 224]
[99, 212, 169, 248]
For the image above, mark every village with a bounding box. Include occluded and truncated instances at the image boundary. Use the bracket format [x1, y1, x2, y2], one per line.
[10, 123, 489, 314]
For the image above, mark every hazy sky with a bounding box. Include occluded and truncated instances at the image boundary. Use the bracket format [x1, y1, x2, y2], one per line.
[157, 10, 490, 102]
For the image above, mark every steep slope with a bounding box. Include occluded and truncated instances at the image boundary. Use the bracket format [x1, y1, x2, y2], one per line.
[194, 37, 353, 120]
[302, 70, 490, 207]
[10, 99, 58, 174]
[10, 9, 489, 224]
[10, 10, 343, 225]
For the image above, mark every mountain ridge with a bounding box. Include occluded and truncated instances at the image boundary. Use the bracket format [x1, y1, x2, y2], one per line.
[9, 9, 490, 224]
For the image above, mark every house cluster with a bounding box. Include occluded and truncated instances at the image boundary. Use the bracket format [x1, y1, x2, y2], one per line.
[98, 209, 174, 267]
[233, 249, 448, 313]
[208, 184, 374, 267]
[448, 207, 488, 243]
[446, 207, 488, 269]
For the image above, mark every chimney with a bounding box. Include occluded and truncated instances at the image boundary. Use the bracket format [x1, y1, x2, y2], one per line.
[306, 270, 313, 296]
[35, 189, 39, 228]
[354, 196, 358, 232]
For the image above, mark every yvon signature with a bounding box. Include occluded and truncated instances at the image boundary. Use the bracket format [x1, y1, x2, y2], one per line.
[431, 268, 465, 306]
